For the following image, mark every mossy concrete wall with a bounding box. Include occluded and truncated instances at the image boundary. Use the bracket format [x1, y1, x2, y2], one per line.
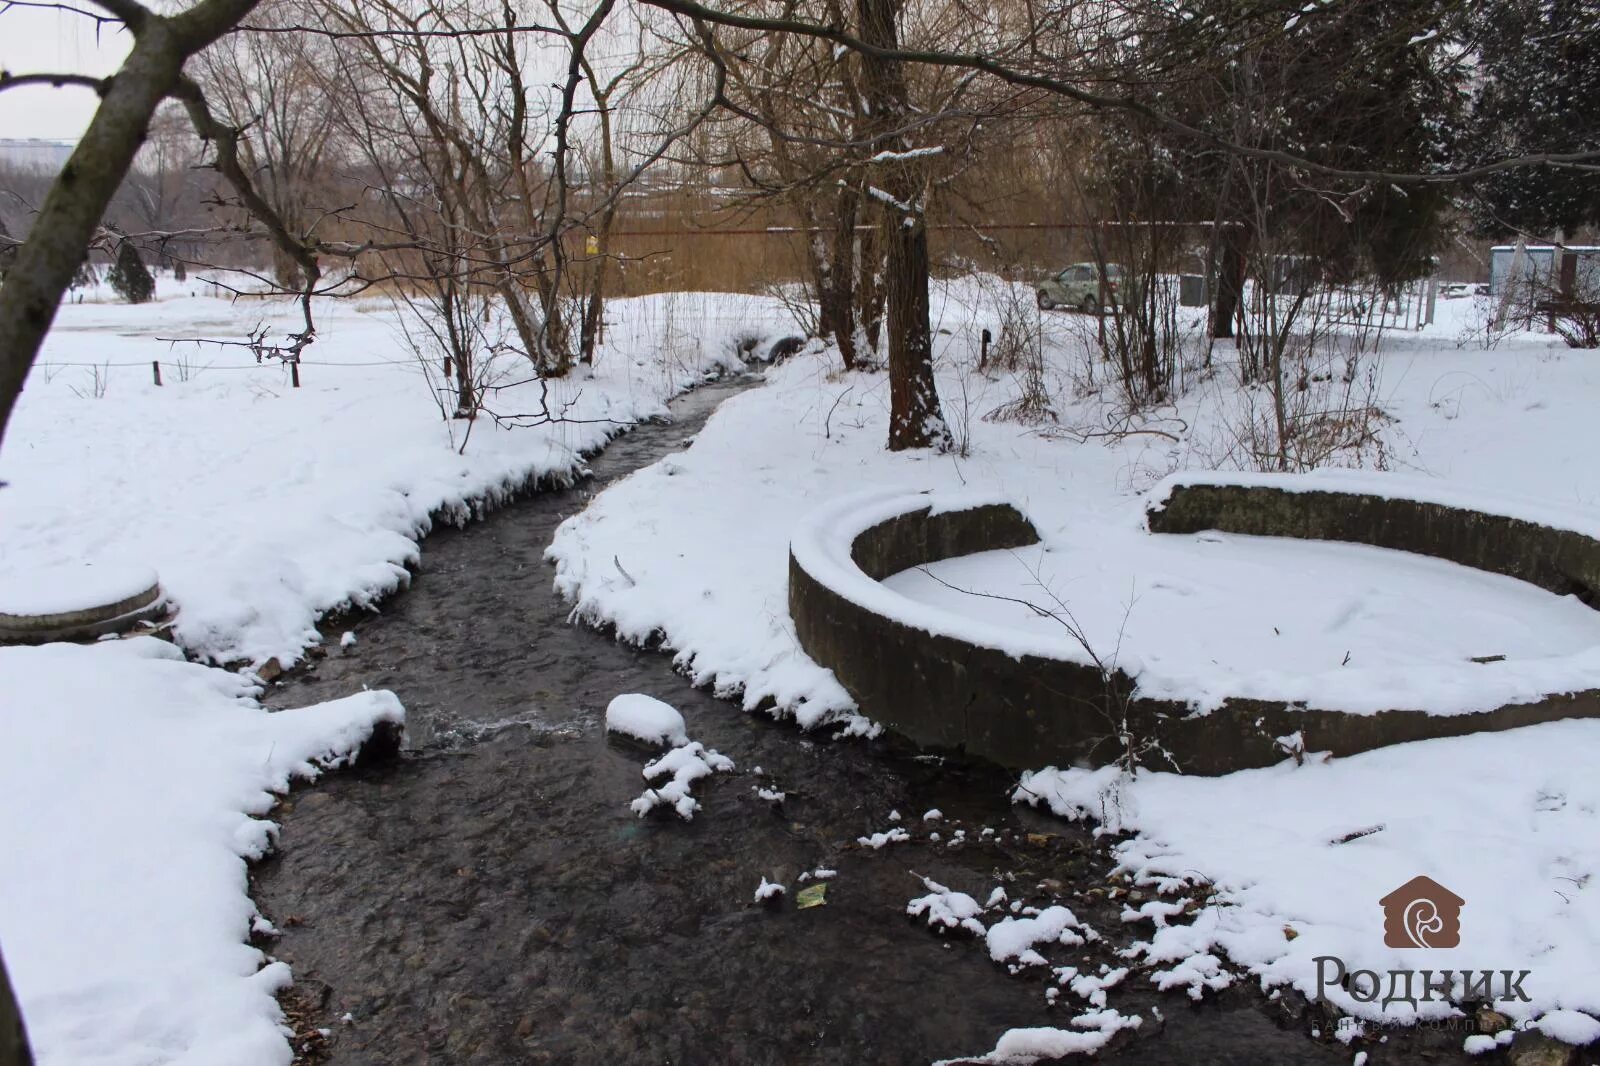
[789, 493, 1600, 775]
[1149, 484, 1600, 605]
[0, 580, 164, 645]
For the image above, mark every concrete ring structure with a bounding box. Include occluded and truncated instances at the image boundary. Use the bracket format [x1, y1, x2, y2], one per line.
[0, 571, 166, 645]
[788, 481, 1600, 774]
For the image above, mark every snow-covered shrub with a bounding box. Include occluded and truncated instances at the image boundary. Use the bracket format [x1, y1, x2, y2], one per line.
[1219, 277, 1393, 472]
[980, 275, 1056, 428]
[1519, 268, 1600, 350]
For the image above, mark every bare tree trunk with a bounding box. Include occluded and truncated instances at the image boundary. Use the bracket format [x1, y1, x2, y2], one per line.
[455, 352, 475, 419]
[884, 208, 945, 448]
[532, 266, 572, 376]
[498, 280, 545, 368]
[819, 185, 859, 367]
[579, 212, 618, 365]
[856, 216, 885, 354]
[579, 60, 625, 365]
[1211, 221, 1250, 340]
[579, 249, 610, 363]
[440, 283, 477, 418]
[854, 0, 946, 450]
[1, 943, 32, 1066]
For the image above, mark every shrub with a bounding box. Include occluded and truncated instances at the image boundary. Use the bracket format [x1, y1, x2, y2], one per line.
[108, 242, 155, 304]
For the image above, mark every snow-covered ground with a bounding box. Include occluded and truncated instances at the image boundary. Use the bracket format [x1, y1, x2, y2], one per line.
[9, 273, 1600, 1059]
[547, 280, 1600, 1043]
[1, 282, 794, 668]
[0, 637, 401, 1066]
[551, 286, 1600, 722]
[0, 282, 797, 1066]
[1017, 723, 1600, 1033]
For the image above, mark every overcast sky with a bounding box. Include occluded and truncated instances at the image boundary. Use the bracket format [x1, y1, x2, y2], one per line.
[0, 6, 130, 141]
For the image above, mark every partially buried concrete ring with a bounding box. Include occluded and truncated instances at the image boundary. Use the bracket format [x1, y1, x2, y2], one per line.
[0, 570, 166, 645]
[787, 480, 1600, 774]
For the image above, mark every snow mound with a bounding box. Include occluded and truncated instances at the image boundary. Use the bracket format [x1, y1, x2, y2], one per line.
[1015, 723, 1600, 1029]
[605, 693, 689, 747]
[987, 905, 1092, 967]
[1537, 1009, 1600, 1046]
[936, 1010, 1142, 1064]
[906, 876, 987, 936]
[629, 741, 734, 820]
[0, 638, 405, 1066]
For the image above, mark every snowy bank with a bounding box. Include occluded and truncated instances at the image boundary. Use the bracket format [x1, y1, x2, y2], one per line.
[550, 304, 1600, 730]
[1, 291, 795, 669]
[0, 638, 404, 1066]
[1015, 720, 1600, 1030]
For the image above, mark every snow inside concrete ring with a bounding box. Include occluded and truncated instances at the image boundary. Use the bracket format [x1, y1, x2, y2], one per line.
[792, 483, 1600, 720]
[0, 563, 161, 621]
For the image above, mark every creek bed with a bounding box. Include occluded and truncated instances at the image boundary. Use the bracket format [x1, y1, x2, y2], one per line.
[254, 379, 1414, 1065]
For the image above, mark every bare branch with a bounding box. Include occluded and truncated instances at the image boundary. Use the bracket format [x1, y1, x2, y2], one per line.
[645, 0, 1600, 186]
[0, 71, 111, 94]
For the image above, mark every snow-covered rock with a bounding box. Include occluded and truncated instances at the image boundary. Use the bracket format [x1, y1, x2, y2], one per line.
[856, 827, 910, 849]
[605, 693, 688, 747]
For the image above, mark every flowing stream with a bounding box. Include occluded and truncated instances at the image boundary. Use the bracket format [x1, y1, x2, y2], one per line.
[256, 378, 1361, 1065]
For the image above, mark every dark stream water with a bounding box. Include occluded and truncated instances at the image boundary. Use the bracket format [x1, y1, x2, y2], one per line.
[254, 379, 1441, 1065]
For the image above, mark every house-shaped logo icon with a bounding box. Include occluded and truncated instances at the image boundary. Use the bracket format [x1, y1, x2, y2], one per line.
[1379, 875, 1464, 948]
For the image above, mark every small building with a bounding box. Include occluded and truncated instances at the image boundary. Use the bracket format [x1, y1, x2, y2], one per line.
[1489, 245, 1600, 296]
[0, 138, 76, 172]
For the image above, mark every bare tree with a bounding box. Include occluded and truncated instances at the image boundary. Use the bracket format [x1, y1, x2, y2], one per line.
[854, 0, 947, 449]
[0, 0, 283, 449]
[192, 1, 342, 287]
[1, 941, 29, 1066]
